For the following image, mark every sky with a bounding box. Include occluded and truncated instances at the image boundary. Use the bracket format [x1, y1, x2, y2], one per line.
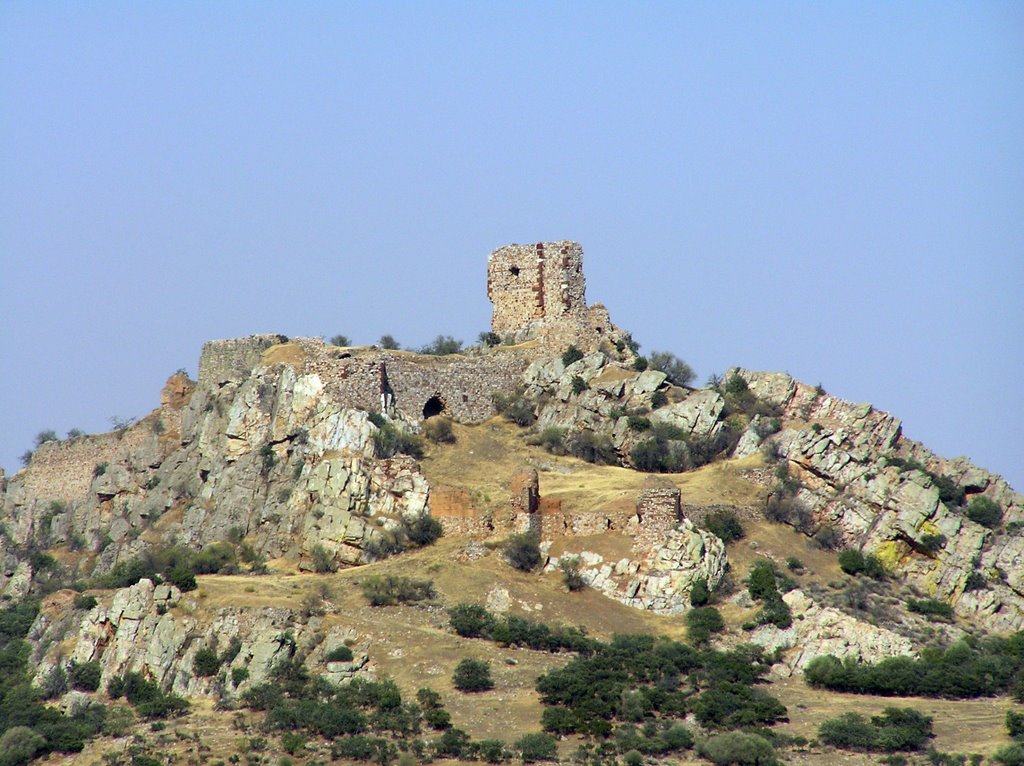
[1, 2, 1022, 490]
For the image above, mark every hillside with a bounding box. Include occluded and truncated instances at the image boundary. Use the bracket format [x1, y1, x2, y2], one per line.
[1, 241, 1022, 766]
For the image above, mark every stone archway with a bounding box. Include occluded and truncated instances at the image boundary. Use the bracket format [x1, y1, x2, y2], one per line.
[422, 395, 445, 419]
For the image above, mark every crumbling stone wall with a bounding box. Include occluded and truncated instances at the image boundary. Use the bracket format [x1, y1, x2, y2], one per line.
[199, 335, 288, 385]
[629, 476, 684, 550]
[487, 241, 586, 337]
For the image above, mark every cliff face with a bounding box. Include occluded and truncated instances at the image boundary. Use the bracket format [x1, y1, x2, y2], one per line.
[1, 348, 431, 596]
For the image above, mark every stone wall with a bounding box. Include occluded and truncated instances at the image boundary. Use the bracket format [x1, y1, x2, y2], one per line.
[199, 335, 288, 386]
[487, 241, 586, 337]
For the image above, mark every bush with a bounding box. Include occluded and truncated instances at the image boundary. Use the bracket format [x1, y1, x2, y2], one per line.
[1008, 709, 1024, 739]
[966, 497, 1002, 529]
[503, 533, 542, 572]
[570, 375, 587, 394]
[633, 357, 648, 372]
[703, 510, 744, 543]
[994, 743, 1024, 766]
[818, 707, 934, 752]
[647, 352, 695, 387]
[193, 647, 221, 677]
[34, 430, 58, 447]
[74, 594, 98, 610]
[697, 731, 776, 765]
[478, 331, 502, 347]
[167, 565, 197, 592]
[329, 335, 350, 346]
[379, 334, 400, 349]
[420, 335, 463, 355]
[423, 416, 456, 444]
[361, 575, 435, 606]
[515, 732, 557, 763]
[424, 706, 451, 729]
[372, 422, 425, 459]
[69, 660, 102, 692]
[567, 430, 617, 465]
[838, 549, 885, 579]
[906, 598, 954, 622]
[686, 607, 724, 645]
[0, 727, 46, 766]
[310, 543, 337, 574]
[562, 346, 585, 366]
[630, 437, 687, 473]
[448, 604, 496, 638]
[492, 390, 535, 427]
[785, 556, 803, 572]
[690, 577, 710, 606]
[560, 557, 585, 591]
[231, 667, 249, 686]
[651, 390, 668, 408]
[453, 659, 493, 692]
[537, 427, 567, 455]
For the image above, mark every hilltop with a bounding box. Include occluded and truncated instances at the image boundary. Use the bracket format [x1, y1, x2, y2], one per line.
[0, 242, 1022, 766]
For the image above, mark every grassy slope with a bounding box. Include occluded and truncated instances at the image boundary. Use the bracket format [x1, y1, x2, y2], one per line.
[47, 419, 1015, 765]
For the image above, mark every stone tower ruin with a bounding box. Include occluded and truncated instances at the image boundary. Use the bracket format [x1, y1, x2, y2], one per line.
[487, 241, 587, 338]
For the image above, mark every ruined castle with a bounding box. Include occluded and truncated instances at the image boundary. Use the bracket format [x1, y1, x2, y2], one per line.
[197, 241, 627, 426]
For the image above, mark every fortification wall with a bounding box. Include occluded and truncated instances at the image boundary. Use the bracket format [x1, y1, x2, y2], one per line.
[301, 346, 529, 424]
[199, 335, 289, 386]
[488, 241, 586, 337]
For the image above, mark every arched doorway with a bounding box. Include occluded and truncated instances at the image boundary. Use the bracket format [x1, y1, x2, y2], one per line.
[422, 395, 445, 419]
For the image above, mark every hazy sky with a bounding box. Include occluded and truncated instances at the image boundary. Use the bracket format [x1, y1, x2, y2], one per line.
[2, 3, 1022, 490]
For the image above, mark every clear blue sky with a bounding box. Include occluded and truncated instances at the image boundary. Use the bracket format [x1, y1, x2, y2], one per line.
[2, 3, 1022, 489]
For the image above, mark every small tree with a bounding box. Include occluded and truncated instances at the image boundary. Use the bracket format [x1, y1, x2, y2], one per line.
[966, 496, 1002, 529]
[379, 335, 400, 350]
[647, 351, 696, 387]
[503, 533, 542, 572]
[515, 732, 557, 763]
[421, 335, 463, 355]
[193, 647, 220, 677]
[34, 430, 58, 447]
[690, 577, 710, 607]
[453, 659, 493, 692]
[478, 331, 502, 347]
[560, 557, 585, 591]
[69, 660, 103, 691]
[329, 335, 350, 346]
[562, 345, 584, 366]
[310, 544, 337, 574]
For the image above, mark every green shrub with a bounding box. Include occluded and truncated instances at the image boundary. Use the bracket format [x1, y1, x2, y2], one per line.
[562, 346, 584, 366]
[686, 606, 724, 645]
[69, 660, 102, 692]
[630, 437, 687, 473]
[537, 427, 567, 455]
[448, 604, 496, 638]
[420, 335, 463, 355]
[703, 510, 744, 543]
[966, 497, 1002, 529]
[329, 334, 350, 346]
[746, 560, 779, 601]
[492, 390, 535, 427]
[906, 598, 954, 622]
[423, 416, 456, 444]
[326, 645, 354, 662]
[92, 462, 108, 478]
[1008, 709, 1024, 739]
[0, 727, 46, 766]
[310, 543, 337, 574]
[785, 556, 803, 572]
[453, 659, 493, 692]
[372, 422, 425, 459]
[697, 731, 776, 765]
[818, 707, 934, 752]
[919, 533, 947, 553]
[627, 415, 651, 432]
[478, 331, 502, 347]
[560, 557, 585, 591]
[424, 707, 451, 730]
[503, 533, 542, 572]
[74, 594, 98, 610]
[167, 565, 197, 592]
[690, 577, 710, 606]
[838, 549, 885, 579]
[193, 647, 221, 677]
[633, 357, 648, 372]
[567, 430, 617, 465]
[280, 731, 306, 755]
[651, 390, 668, 408]
[515, 732, 557, 763]
[231, 667, 249, 687]
[994, 743, 1024, 766]
[361, 575, 435, 606]
[964, 571, 988, 591]
[379, 334, 400, 349]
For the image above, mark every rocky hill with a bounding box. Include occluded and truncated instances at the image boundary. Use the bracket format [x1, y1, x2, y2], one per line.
[1, 241, 1022, 766]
